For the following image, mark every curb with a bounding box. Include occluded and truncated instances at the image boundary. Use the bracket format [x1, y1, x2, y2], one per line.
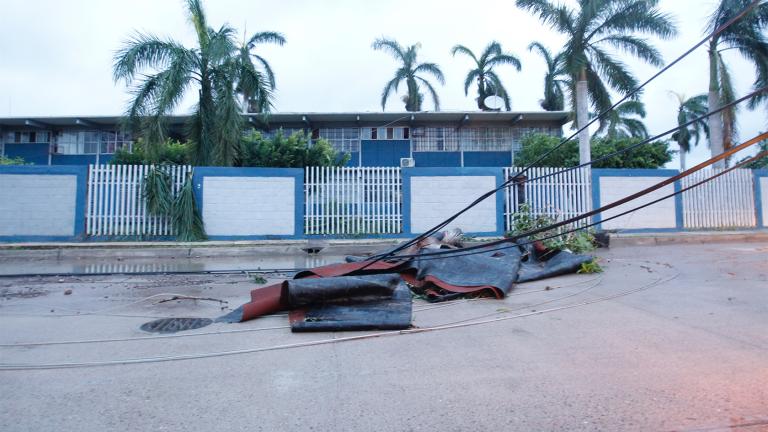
[609, 230, 768, 247]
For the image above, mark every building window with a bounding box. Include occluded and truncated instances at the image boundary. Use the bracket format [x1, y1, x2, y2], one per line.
[260, 128, 304, 140]
[412, 126, 561, 153]
[361, 127, 409, 140]
[4, 131, 51, 144]
[315, 128, 360, 153]
[411, 127, 459, 152]
[54, 131, 132, 155]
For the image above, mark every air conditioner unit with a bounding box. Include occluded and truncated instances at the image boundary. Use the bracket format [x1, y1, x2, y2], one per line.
[400, 158, 415, 168]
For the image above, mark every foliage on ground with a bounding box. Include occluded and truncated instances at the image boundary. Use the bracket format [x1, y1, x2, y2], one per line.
[506, 203, 596, 254]
[577, 260, 603, 274]
[514, 133, 673, 169]
[143, 166, 206, 241]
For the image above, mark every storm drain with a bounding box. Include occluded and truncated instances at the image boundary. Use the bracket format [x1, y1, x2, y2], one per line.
[140, 317, 213, 333]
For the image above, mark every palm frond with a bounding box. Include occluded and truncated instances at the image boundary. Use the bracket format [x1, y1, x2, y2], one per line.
[463, 69, 480, 96]
[372, 38, 406, 61]
[516, 0, 574, 33]
[246, 31, 286, 47]
[451, 44, 478, 63]
[113, 34, 191, 83]
[413, 62, 445, 84]
[416, 77, 441, 111]
[594, 34, 664, 67]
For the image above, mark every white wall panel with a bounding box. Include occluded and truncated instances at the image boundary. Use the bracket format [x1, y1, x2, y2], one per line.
[410, 176, 497, 233]
[202, 177, 295, 236]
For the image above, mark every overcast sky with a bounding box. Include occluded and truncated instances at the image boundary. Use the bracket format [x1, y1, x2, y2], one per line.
[1, 0, 765, 167]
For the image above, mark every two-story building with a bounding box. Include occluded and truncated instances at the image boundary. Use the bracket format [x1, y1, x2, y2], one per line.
[0, 111, 568, 167]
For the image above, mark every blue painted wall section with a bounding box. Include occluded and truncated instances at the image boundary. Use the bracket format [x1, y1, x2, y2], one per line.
[591, 168, 683, 233]
[754, 169, 767, 228]
[413, 152, 461, 167]
[361, 140, 410, 167]
[192, 167, 305, 240]
[402, 167, 505, 237]
[4, 143, 49, 165]
[463, 151, 512, 167]
[52, 154, 114, 165]
[0, 165, 88, 242]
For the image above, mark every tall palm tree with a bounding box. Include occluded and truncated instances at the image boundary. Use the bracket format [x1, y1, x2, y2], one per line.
[372, 38, 445, 111]
[527, 42, 567, 111]
[706, 0, 768, 168]
[236, 30, 286, 113]
[113, 0, 285, 166]
[451, 41, 522, 111]
[516, 0, 677, 165]
[670, 93, 709, 171]
[596, 100, 649, 139]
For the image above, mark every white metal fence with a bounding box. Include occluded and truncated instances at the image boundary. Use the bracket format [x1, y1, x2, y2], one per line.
[86, 164, 192, 236]
[503, 166, 592, 232]
[304, 167, 402, 235]
[681, 168, 756, 229]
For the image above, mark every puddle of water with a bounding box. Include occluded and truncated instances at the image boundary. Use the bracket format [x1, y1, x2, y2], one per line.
[0, 254, 352, 276]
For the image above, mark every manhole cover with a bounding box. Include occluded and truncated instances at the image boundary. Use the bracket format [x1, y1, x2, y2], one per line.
[140, 317, 213, 333]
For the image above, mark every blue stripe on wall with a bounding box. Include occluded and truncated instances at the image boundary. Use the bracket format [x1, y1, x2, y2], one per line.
[52, 154, 113, 165]
[463, 151, 512, 167]
[4, 143, 49, 165]
[413, 152, 461, 167]
[361, 140, 410, 167]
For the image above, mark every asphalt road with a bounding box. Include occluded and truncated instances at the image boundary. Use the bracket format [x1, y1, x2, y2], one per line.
[1, 241, 766, 431]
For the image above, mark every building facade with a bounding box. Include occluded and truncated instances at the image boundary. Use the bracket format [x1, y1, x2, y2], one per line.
[0, 111, 568, 167]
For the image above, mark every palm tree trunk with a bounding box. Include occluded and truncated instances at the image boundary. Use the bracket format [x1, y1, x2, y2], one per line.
[679, 147, 686, 171]
[575, 70, 591, 165]
[708, 42, 725, 169]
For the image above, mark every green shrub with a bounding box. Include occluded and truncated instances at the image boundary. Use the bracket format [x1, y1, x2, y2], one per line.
[110, 138, 191, 166]
[514, 133, 673, 169]
[238, 129, 350, 168]
[0, 155, 29, 165]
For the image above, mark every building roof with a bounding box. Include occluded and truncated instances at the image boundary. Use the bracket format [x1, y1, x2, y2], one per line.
[0, 111, 570, 129]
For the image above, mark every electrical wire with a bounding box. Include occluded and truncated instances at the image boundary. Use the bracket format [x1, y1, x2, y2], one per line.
[384, 147, 768, 263]
[0, 266, 678, 370]
[362, 138, 768, 263]
[1, 276, 603, 346]
[361, 0, 761, 267]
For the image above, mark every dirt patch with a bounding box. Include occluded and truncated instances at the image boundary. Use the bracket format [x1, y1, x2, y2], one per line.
[1, 287, 49, 299]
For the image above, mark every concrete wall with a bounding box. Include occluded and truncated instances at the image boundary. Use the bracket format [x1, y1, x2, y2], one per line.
[404, 168, 503, 235]
[593, 169, 681, 231]
[0, 166, 86, 241]
[193, 168, 303, 239]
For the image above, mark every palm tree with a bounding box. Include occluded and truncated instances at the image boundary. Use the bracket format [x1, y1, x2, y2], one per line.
[527, 42, 567, 111]
[372, 38, 445, 111]
[236, 30, 286, 113]
[516, 0, 677, 165]
[670, 93, 709, 171]
[706, 0, 768, 168]
[113, 0, 285, 166]
[451, 41, 521, 111]
[596, 100, 649, 139]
